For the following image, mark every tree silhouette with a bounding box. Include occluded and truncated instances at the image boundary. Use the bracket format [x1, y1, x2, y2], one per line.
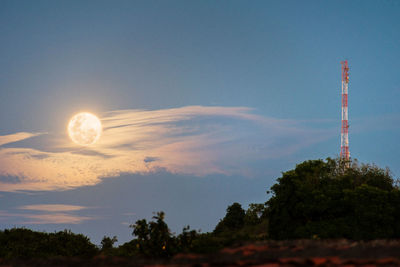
[130, 211, 173, 258]
[266, 158, 399, 239]
[100, 235, 118, 254]
[214, 202, 245, 234]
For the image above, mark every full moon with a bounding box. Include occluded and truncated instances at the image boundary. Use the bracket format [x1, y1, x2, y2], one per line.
[68, 112, 102, 146]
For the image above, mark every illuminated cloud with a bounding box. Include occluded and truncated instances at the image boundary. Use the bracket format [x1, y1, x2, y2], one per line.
[21, 213, 91, 224]
[0, 210, 92, 224]
[0, 204, 92, 224]
[18, 204, 87, 212]
[0, 106, 334, 192]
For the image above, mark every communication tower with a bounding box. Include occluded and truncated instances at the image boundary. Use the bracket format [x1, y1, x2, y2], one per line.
[340, 60, 350, 166]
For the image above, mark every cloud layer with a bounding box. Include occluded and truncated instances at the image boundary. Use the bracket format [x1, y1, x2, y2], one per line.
[18, 204, 87, 212]
[0, 204, 91, 224]
[0, 106, 333, 192]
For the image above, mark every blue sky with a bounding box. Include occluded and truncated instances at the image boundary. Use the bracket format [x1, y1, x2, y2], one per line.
[1, 0, 399, 245]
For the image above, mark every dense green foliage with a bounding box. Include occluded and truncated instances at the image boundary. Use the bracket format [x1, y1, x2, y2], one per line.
[266, 158, 400, 239]
[100, 235, 118, 255]
[111, 203, 268, 257]
[130, 211, 175, 257]
[0, 228, 97, 259]
[214, 202, 246, 233]
[1, 158, 398, 259]
[212, 202, 268, 245]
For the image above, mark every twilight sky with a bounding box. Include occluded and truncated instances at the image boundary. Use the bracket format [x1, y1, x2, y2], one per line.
[1, 0, 399, 245]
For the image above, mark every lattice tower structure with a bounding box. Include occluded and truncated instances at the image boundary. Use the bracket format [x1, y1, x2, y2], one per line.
[340, 60, 350, 164]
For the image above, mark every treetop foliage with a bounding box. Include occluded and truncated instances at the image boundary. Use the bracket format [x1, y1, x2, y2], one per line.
[266, 158, 399, 240]
[214, 202, 245, 234]
[0, 228, 97, 259]
[100, 235, 118, 253]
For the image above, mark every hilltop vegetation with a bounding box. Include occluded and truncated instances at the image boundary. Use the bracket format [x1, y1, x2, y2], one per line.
[267, 158, 400, 239]
[0, 229, 97, 259]
[1, 158, 399, 259]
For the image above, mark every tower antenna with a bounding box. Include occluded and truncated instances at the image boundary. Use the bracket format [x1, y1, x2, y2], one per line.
[340, 60, 350, 167]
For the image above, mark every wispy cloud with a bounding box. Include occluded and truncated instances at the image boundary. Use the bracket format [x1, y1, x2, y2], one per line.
[23, 213, 91, 224]
[0, 106, 335, 192]
[0, 132, 43, 146]
[18, 204, 87, 212]
[0, 211, 92, 224]
[0, 204, 92, 224]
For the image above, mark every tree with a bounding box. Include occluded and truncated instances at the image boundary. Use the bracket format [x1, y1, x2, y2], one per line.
[266, 158, 399, 240]
[214, 202, 245, 234]
[0, 228, 98, 259]
[244, 203, 265, 225]
[100, 236, 118, 253]
[176, 225, 198, 252]
[130, 211, 173, 258]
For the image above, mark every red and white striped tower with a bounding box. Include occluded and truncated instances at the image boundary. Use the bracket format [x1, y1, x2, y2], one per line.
[340, 60, 350, 165]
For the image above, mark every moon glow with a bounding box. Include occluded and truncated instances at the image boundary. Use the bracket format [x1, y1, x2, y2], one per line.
[68, 112, 102, 146]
